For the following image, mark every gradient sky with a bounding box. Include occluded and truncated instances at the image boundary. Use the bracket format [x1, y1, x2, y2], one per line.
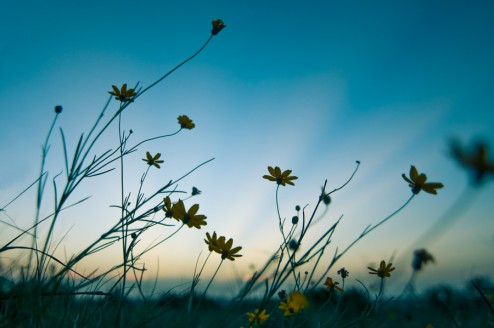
[1, 0, 494, 295]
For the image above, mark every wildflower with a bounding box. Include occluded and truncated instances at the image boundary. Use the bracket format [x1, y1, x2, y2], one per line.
[54, 105, 63, 114]
[109, 83, 136, 102]
[177, 115, 195, 129]
[142, 152, 164, 169]
[211, 19, 225, 35]
[450, 140, 494, 185]
[337, 268, 349, 279]
[278, 291, 309, 316]
[324, 277, 344, 293]
[402, 165, 444, 195]
[191, 186, 202, 196]
[368, 260, 395, 278]
[162, 196, 174, 219]
[246, 309, 269, 325]
[204, 231, 220, 252]
[214, 236, 242, 261]
[412, 249, 435, 271]
[263, 166, 298, 186]
[172, 200, 207, 229]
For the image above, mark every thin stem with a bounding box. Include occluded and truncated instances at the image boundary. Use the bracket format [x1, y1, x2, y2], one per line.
[135, 35, 214, 99]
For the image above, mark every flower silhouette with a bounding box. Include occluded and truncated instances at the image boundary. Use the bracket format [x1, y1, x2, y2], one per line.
[412, 249, 435, 271]
[213, 236, 242, 261]
[324, 277, 344, 292]
[211, 19, 225, 35]
[177, 115, 195, 129]
[162, 196, 174, 219]
[263, 166, 298, 186]
[142, 152, 164, 169]
[368, 260, 395, 278]
[450, 140, 494, 185]
[402, 165, 443, 195]
[172, 200, 207, 229]
[109, 83, 136, 102]
[204, 231, 220, 252]
[337, 267, 349, 279]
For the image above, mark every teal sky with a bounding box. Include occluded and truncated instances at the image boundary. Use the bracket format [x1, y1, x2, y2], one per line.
[1, 0, 494, 294]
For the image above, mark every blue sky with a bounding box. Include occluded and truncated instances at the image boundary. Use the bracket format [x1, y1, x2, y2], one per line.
[1, 0, 494, 294]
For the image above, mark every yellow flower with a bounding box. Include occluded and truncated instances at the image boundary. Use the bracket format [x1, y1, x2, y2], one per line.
[214, 236, 242, 261]
[204, 231, 220, 252]
[324, 277, 344, 293]
[263, 166, 298, 186]
[451, 140, 494, 185]
[162, 196, 174, 219]
[368, 260, 395, 278]
[109, 83, 136, 102]
[278, 291, 308, 316]
[402, 165, 444, 195]
[142, 152, 164, 169]
[211, 19, 225, 35]
[246, 308, 269, 325]
[172, 200, 207, 229]
[177, 115, 195, 130]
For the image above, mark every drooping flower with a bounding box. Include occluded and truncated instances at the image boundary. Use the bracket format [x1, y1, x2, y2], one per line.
[109, 83, 136, 102]
[172, 200, 207, 229]
[368, 260, 395, 278]
[450, 139, 494, 185]
[211, 19, 225, 35]
[324, 277, 344, 293]
[142, 152, 164, 169]
[177, 115, 195, 129]
[263, 166, 298, 186]
[278, 291, 309, 316]
[246, 308, 269, 325]
[214, 236, 242, 261]
[402, 165, 444, 195]
[204, 231, 220, 252]
[412, 249, 435, 271]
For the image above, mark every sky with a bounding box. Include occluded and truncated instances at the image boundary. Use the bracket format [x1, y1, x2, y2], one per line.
[1, 0, 494, 296]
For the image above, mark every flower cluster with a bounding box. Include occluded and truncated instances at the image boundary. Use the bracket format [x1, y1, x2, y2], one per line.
[402, 165, 443, 195]
[263, 166, 298, 186]
[162, 197, 207, 229]
[204, 231, 242, 261]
